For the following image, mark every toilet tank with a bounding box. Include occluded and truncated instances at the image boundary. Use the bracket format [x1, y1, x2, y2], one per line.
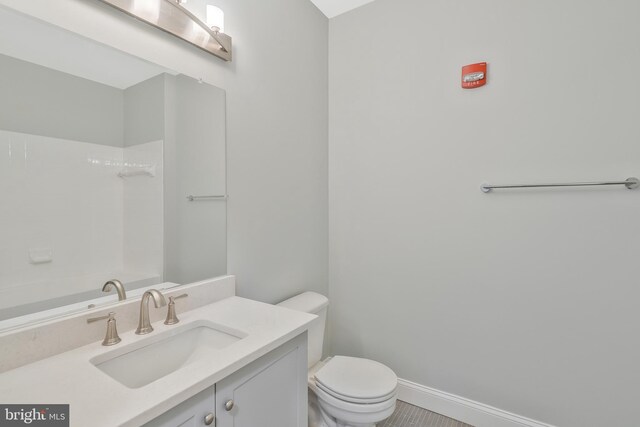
[277, 292, 329, 368]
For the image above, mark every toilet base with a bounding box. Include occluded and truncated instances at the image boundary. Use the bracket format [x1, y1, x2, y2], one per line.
[308, 389, 390, 427]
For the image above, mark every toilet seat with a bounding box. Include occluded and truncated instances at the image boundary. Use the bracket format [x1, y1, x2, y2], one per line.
[313, 356, 398, 404]
[315, 381, 396, 404]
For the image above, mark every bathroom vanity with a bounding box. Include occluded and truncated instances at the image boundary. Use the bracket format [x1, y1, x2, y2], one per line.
[0, 277, 314, 427]
[145, 334, 307, 427]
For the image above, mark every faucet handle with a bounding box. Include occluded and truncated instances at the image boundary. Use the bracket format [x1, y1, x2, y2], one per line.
[165, 294, 189, 325]
[170, 293, 189, 303]
[87, 312, 115, 323]
[87, 312, 121, 346]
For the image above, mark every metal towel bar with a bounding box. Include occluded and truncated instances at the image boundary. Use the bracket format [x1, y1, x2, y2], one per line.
[186, 195, 228, 201]
[481, 177, 639, 193]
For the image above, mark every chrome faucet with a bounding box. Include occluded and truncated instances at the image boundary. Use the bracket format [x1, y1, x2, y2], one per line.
[102, 279, 127, 301]
[136, 289, 166, 335]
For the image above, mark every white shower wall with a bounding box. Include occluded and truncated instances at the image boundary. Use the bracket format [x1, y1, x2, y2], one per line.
[0, 130, 163, 311]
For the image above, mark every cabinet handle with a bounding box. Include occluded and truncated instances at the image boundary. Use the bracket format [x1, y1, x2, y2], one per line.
[204, 412, 215, 425]
[224, 400, 234, 411]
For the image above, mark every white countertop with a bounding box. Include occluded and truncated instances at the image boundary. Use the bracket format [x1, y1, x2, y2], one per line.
[0, 296, 316, 427]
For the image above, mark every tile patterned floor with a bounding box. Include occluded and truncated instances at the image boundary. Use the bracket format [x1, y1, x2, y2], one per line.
[379, 400, 474, 427]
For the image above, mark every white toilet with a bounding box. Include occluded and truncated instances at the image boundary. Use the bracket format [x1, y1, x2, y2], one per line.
[278, 292, 397, 427]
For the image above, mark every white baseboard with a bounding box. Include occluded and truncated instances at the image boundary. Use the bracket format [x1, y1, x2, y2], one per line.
[396, 379, 556, 427]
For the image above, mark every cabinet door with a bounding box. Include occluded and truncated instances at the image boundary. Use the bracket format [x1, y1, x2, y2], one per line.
[216, 333, 308, 427]
[143, 385, 216, 427]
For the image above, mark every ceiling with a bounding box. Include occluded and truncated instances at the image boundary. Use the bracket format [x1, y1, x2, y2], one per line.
[309, 0, 377, 18]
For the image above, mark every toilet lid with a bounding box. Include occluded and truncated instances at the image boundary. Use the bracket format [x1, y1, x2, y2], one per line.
[314, 356, 397, 403]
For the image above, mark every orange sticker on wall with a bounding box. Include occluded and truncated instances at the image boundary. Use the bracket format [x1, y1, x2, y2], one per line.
[461, 62, 487, 89]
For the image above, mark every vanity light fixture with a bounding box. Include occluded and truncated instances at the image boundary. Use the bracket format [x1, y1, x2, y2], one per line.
[99, 0, 232, 61]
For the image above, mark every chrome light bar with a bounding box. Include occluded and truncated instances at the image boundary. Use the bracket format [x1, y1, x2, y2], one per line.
[99, 0, 232, 61]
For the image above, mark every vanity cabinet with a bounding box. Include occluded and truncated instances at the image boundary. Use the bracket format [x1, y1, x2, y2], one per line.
[144, 333, 308, 427]
[143, 386, 215, 427]
[215, 332, 308, 427]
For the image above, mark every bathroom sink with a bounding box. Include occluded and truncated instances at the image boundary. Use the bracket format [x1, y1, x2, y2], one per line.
[90, 321, 246, 389]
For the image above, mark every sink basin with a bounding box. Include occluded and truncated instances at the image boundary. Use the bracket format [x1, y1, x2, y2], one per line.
[91, 321, 247, 389]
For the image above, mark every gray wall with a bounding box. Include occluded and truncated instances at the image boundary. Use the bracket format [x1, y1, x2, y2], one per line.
[165, 75, 227, 284]
[124, 73, 165, 147]
[329, 1, 640, 426]
[216, 0, 328, 303]
[0, 53, 123, 146]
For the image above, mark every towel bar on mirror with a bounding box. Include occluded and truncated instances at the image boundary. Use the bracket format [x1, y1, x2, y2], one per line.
[186, 195, 228, 201]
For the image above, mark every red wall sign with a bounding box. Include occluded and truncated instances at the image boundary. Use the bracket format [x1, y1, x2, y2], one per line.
[461, 62, 487, 89]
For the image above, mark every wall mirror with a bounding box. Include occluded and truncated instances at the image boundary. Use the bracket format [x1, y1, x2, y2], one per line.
[0, 6, 227, 331]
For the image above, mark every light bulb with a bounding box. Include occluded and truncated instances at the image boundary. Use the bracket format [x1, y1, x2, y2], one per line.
[206, 5, 224, 33]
